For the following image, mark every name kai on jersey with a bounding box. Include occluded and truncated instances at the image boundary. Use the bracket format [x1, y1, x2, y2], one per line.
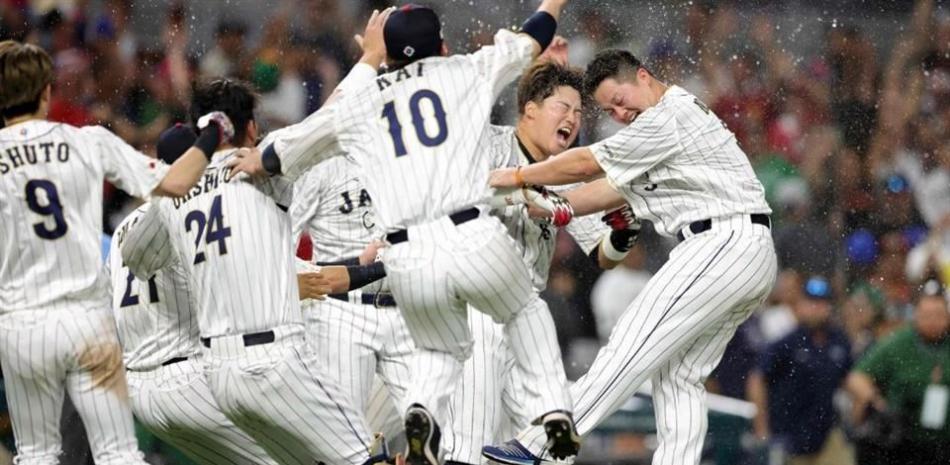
[0, 142, 70, 175]
[172, 166, 230, 209]
[375, 62, 426, 90]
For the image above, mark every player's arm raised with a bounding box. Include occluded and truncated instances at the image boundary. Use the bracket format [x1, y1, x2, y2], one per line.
[226, 8, 393, 181]
[152, 112, 234, 197]
[525, 0, 570, 57]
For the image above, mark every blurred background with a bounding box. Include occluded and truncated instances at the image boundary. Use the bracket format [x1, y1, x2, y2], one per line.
[1, 0, 949, 464]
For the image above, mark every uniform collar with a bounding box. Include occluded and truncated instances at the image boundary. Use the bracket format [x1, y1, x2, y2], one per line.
[514, 133, 539, 165]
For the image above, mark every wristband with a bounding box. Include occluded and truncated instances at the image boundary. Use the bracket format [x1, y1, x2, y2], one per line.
[609, 228, 639, 252]
[514, 166, 526, 187]
[193, 126, 220, 160]
[261, 143, 282, 176]
[521, 11, 557, 50]
[600, 234, 630, 262]
[346, 261, 387, 290]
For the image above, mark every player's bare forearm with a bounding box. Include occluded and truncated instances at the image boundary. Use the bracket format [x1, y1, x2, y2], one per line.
[596, 249, 621, 270]
[152, 147, 208, 197]
[562, 178, 626, 216]
[490, 147, 603, 189]
[537, 0, 568, 22]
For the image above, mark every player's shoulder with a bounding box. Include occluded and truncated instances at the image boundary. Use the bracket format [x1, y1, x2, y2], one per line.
[488, 124, 515, 140]
[0, 120, 69, 143]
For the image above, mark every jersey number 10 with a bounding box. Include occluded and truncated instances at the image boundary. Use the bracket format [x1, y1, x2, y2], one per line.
[381, 89, 448, 157]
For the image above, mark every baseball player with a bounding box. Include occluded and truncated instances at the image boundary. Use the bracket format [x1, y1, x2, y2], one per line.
[0, 40, 221, 465]
[119, 62, 406, 463]
[484, 49, 778, 465]
[290, 153, 414, 441]
[443, 57, 644, 465]
[227, 2, 579, 463]
[107, 125, 281, 465]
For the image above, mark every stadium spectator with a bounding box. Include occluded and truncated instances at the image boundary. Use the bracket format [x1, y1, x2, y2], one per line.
[845, 281, 950, 465]
[748, 276, 855, 465]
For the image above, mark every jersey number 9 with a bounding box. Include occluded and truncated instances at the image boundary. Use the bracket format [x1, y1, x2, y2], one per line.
[25, 179, 68, 240]
[381, 89, 448, 157]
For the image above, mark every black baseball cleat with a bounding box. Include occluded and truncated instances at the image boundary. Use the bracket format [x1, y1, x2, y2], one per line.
[539, 410, 581, 460]
[404, 404, 441, 465]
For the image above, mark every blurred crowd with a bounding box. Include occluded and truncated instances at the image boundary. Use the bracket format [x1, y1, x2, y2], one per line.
[2, 0, 949, 464]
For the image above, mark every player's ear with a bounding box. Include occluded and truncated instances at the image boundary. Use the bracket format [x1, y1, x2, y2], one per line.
[524, 101, 540, 120]
[440, 43, 449, 56]
[245, 120, 258, 147]
[637, 67, 651, 83]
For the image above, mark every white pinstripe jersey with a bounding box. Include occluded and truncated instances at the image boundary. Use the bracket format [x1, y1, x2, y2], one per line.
[290, 156, 376, 263]
[272, 30, 537, 233]
[121, 149, 299, 338]
[591, 85, 771, 237]
[0, 120, 168, 314]
[109, 204, 200, 371]
[487, 126, 607, 289]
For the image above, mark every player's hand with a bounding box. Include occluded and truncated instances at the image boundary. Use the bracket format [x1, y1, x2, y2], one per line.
[525, 186, 574, 227]
[356, 7, 395, 68]
[489, 167, 522, 188]
[359, 240, 386, 266]
[539, 36, 569, 66]
[297, 271, 332, 301]
[197, 111, 235, 145]
[227, 147, 266, 180]
[601, 205, 640, 232]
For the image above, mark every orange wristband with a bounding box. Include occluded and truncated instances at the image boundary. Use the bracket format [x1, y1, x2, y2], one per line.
[514, 166, 526, 186]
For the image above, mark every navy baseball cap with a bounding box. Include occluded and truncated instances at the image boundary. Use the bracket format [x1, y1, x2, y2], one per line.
[803, 276, 833, 301]
[384, 4, 443, 62]
[157, 123, 197, 165]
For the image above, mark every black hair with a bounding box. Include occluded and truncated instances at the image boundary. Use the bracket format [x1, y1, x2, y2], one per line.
[583, 49, 645, 97]
[190, 78, 257, 146]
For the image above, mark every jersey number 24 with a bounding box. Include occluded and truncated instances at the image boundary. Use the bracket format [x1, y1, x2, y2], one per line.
[381, 89, 448, 157]
[185, 195, 232, 264]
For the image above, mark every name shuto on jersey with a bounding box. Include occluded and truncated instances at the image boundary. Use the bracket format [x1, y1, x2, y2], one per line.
[0, 142, 70, 175]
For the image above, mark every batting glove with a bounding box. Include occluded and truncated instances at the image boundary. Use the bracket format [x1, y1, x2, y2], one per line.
[196, 111, 235, 142]
[193, 111, 235, 159]
[600, 205, 641, 261]
[525, 186, 574, 228]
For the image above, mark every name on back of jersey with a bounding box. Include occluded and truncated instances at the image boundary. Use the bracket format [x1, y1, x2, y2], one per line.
[0, 142, 70, 175]
[375, 62, 426, 91]
[171, 165, 231, 209]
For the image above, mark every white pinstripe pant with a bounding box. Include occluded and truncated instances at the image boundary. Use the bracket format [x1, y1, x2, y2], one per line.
[0, 306, 147, 465]
[444, 309, 534, 464]
[203, 325, 373, 465]
[303, 297, 413, 440]
[517, 216, 778, 465]
[126, 357, 278, 465]
[384, 215, 570, 435]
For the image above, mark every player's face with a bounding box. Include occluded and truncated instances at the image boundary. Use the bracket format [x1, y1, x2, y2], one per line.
[593, 74, 653, 125]
[532, 85, 582, 156]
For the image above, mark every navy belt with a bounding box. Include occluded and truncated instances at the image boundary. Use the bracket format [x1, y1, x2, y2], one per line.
[200, 330, 276, 349]
[677, 214, 771, 242]
[328, 292, 398, 307]
[386, 207, 480, 245]
[160, 356, 189, 367]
